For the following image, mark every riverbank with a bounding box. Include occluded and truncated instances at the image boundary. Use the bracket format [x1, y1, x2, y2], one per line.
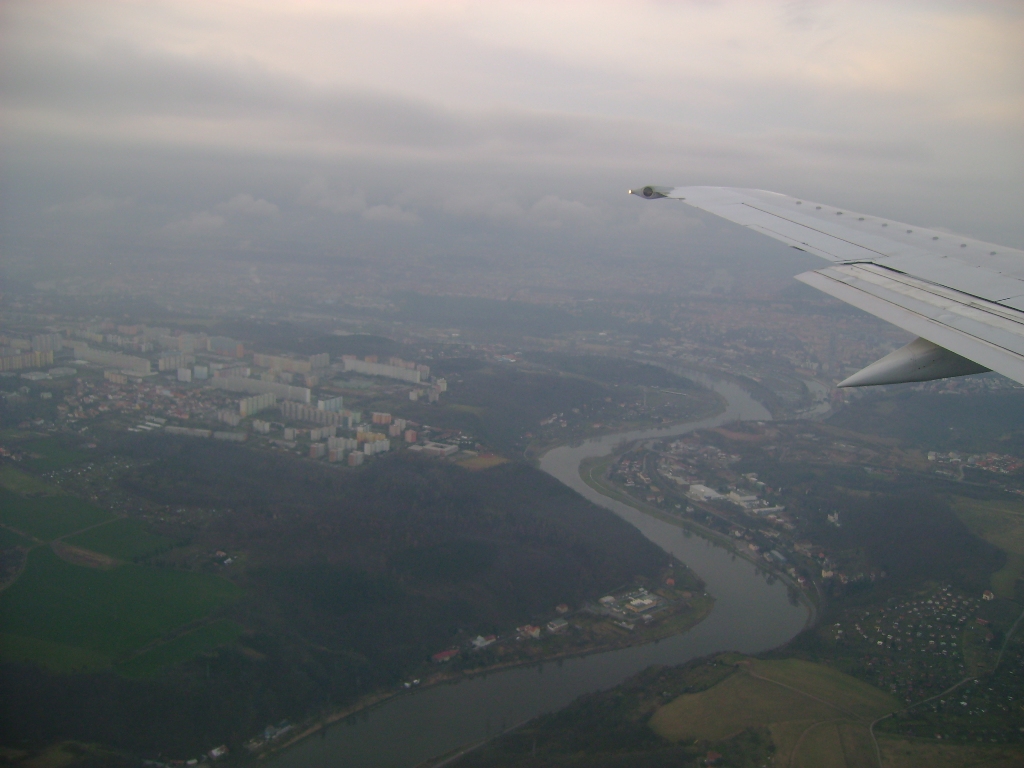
[265, 371, 808, 768]
[257, 385, 735, 759]
[258, 580, 716, 761]
[522, 387, 728, 466]
[578, 451, 819, 623]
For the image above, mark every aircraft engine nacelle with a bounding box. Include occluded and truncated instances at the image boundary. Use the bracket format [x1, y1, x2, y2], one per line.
[629, 185, 673, 199]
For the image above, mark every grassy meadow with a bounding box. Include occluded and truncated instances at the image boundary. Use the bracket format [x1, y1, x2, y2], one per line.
[0, 460, 247, 679]
[20, 439, 92, 471]
[0, 547, 241, 671]
[116, 619, 244, 679]
[951, 496, 1024, 599]
[0, 488, 113, 541]
[0, 465, 57, 495]
[65, 518, 172, 560]
[649, 658, 897, 767]
[0, 632, 112, 674]
[0, 526, 32, 550]
[878, 738, 1024, 768]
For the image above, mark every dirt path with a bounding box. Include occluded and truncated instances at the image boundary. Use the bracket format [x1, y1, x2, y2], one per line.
[869, 676, 973, 768]
[742, 664, 863, 722]
[51, 540, 117, 569]
[54, 515, 121, 542]
[787, 719, 851, 768]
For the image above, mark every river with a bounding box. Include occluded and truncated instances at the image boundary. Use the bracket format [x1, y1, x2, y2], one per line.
[270, 374, 810, 768]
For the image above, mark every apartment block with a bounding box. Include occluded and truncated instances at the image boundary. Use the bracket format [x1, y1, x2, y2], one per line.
[71, 344, 150, 374]
[217, 410, 242, 427]
[158, 354, 195, 371]
[310, 426, 336, 441]
[362, 439, 390, 456]
[210, 376, 311, 404]
[328, 436, 359, 451]
[280, 400, 359, 426]
[0, 350, 54, 372]
[341, 357, 421, 383]
[239, 392, 277, 417]
[31, 333, 64, 352]
[318, 396, 344, 412]
[207, 336, 244, 358]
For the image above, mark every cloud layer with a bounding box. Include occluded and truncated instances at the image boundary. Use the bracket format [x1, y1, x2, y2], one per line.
[2, 1, 1022, 284]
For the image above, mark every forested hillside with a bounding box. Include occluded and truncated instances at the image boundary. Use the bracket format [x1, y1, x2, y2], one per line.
[2, 440, 674, 757]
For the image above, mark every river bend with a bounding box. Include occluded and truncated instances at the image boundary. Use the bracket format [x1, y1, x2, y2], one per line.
[271, 373, 809, 768]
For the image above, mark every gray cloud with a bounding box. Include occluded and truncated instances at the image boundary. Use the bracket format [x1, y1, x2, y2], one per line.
[2, 0, 1022, 288]
[161, 211, 226, 238]
[297, 180, 418, 224]
[362, 204, 420, 225]
[3, 39, 760, 170]
[47, 193, 134, 215]
[526, 195, 597, 229]
[218, 193, 279, 217]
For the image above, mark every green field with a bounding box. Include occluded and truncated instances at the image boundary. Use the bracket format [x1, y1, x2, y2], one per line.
[0, 525, 32, 549]
[770, 720, 874, 768]
[878, 737, 1024, 768]
[116, 619, 243, 679]
[951, 496, 1024, 598]
[0, 465, 56, 495]
[0, 487, 113, 541]
[21, 438, 91, 470]
[651, 668, 833, 741]
[0, 632, 111, 674]
[749, 658, 895, 721]
[649, 658, 897, 767]
[66, 518, 172, 560]
[0, 548, 242, 670]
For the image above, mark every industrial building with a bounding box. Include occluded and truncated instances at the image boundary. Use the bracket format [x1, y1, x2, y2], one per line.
[211, 376, 311, 404]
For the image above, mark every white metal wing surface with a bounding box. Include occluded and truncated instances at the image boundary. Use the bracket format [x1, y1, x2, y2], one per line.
[630, 185, 1024, 387]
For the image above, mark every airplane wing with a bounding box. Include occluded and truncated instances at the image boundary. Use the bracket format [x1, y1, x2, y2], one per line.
[630, 185, 1024, 387]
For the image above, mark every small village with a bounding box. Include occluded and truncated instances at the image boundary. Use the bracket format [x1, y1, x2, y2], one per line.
[831, 586, 1024, 745]
[229, 577, 714, 761]
[929, 450, 1024, 477]
[421, 576, 711, 676]
[606, 433, 825, 590]
[603, 416, 1024, 611]
[827, 586, 985, 701]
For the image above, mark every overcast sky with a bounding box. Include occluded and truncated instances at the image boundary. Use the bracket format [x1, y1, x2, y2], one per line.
[2, 1, 1022, 284]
